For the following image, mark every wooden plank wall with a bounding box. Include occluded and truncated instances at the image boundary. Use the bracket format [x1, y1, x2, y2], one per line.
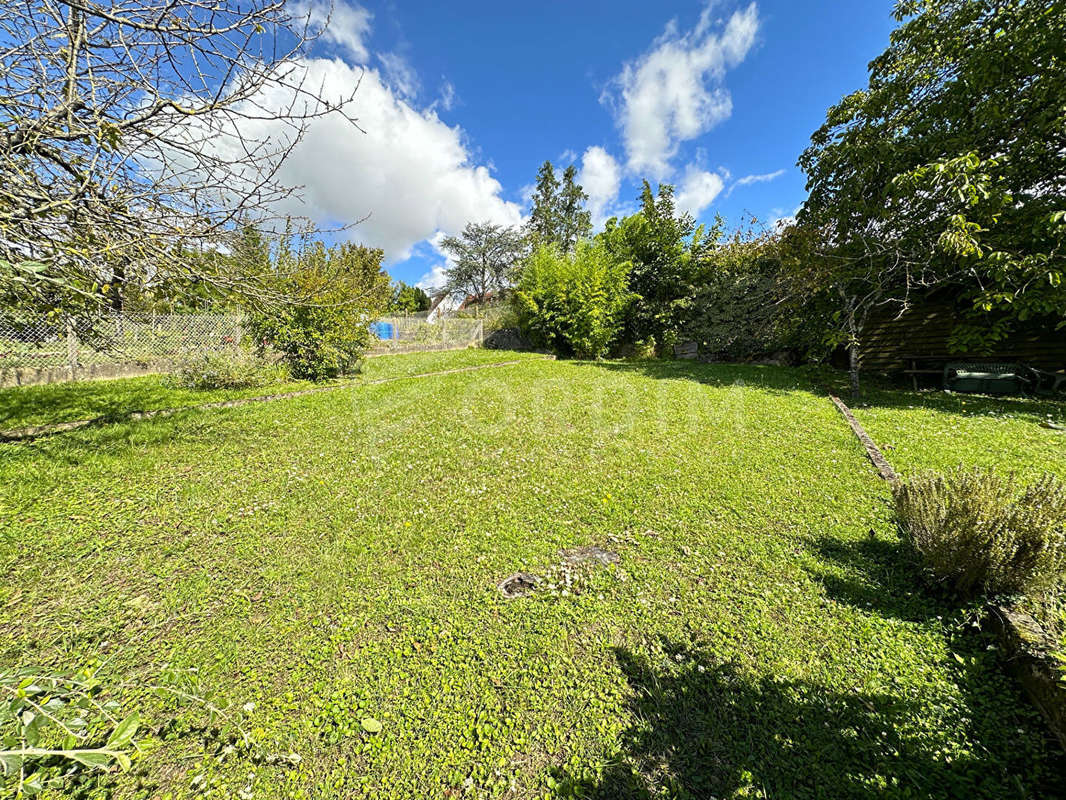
[861, 301, 1066, 373]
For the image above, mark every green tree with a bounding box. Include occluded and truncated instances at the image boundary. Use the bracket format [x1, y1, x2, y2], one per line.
[247, 241, 391, 381]
[439, 223, 527, 304]
[232, 225, 273, 278]
[686, 219, 808, 361]
[527, 161, 562, 248]
[798, 0, 1066, 395]
[527, 160, 592, 253]
[388, 281, 431, 313]
[0, 0, 362, 319]
[558, 165, 592, 253]
[600, 182, 707, 349]
[513, 241, 632, 359]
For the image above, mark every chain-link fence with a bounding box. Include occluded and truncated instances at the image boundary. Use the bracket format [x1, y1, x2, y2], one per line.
[368, 316, 484, 355]
[1, 311, 487, 386]
[0, 313, 244, 387]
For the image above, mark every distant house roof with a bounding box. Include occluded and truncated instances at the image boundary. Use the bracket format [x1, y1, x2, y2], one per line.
[458, 289, 507, 310]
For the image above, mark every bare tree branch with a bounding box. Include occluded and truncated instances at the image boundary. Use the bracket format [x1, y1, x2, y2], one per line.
[0, 0, 364, 316]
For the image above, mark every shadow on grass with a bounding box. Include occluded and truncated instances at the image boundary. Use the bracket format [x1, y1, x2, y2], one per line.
[817, 371, 1066, 425]
[552, 638, 1065, 799]
[582, 358, 1066, 427]
[575, 359, 822, 398]
[0, 408, 221, 467]
[802, 533, 948, 623]
[0, 376, 183, 430]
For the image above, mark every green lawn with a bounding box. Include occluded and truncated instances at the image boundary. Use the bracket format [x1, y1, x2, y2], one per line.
[848, 385, 1066, 662]
[1, 354, 1062, 799]
[0, 348, 536, 431]
[850, 386, 1066, 481]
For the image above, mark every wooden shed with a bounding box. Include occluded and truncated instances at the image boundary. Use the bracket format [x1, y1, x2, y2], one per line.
[859, 295, 1066, 375]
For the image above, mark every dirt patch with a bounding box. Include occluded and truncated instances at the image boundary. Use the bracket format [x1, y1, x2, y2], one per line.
[498, 573, 539, 599]
[560, 546, 619, 567]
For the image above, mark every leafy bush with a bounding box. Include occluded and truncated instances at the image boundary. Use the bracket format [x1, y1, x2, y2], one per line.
[685, 221, 812, 361]
[894, 468, 1066, 598]
[171, 349, 287, 390]
[246, 241, 390, 381]
[512, 241, 631, 359]
[597, 182, 699, 348]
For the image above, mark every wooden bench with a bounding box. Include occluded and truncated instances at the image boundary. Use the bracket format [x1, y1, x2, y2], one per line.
[900, 356, 945, 390]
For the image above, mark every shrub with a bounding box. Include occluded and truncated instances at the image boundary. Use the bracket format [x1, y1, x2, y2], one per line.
[685, 223, 809, 361]
[246, 242, 390, 381]
[893, 468, 1066, 598]
[171, 349, 287, 390]
[512, 241, 631, 359]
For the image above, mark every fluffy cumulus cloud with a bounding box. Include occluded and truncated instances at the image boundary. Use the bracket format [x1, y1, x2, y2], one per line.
[578, 146, 622, 226]
[676, 166, 725, 216]
[267, 59, 522, 260]
[293, 0, 373, 63]
[605, 2, 760, 178]
[195, 1, 522, 264]
[415, 263, 448, 292]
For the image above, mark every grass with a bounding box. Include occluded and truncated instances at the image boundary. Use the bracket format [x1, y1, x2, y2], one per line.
[1, 353, 1063, 798]
[847, 381, 1066, 665]
[0, 348, 537, 431]
[848, 384, 1066, 481]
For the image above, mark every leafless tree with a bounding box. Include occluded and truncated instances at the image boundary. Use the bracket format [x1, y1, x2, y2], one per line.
[0, 0, 362, 316]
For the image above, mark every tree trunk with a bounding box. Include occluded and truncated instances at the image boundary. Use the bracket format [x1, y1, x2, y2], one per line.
[845, 306, 862, 401]
[840, 289, 863, 402]
[848, 340, 861, 401]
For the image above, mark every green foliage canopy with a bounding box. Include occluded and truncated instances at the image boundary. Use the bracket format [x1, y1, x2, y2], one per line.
[799, 0, 1066, 351]
[686, 220, 808, 361]
[388, 281, 431, 313]
[247, 241, 391, 381]
[439, 222, 527, 304]
[513, 241, 632, 359]
[600, 182, 709, 349]
[526, 160, 592, 253]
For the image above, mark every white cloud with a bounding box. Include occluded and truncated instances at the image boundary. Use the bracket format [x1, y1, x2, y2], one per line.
[605, 2, 760, 178]
[379, 51, 419, 99]
[676, 165, 725, 217]
[433, 80, 457, 112]
[518, 183, 536, 208]
[294, 0, 373, 63]
[736, 168, 785, 186]
[769, 204, 802, 231]
[415, 263, 448, 292]
[577, 146, 622, 227]
[200, 57, 521, 262]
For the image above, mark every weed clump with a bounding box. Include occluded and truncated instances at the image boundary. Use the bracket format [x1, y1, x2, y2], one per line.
[171, 350, 288, 390]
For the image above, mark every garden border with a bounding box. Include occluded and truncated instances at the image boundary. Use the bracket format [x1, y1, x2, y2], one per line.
[0, 357, 548, 443]
[827, 391, 1066, 751]
[827, 392, 898, 484]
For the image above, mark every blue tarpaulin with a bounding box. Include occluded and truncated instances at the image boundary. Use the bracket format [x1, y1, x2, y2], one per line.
[370, 321, 395, 340]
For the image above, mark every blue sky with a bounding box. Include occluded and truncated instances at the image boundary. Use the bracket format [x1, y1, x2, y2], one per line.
[273, 0, 898, 287]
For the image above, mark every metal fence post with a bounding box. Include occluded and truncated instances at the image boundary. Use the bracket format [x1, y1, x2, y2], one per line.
[65, 319, 78, 380]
